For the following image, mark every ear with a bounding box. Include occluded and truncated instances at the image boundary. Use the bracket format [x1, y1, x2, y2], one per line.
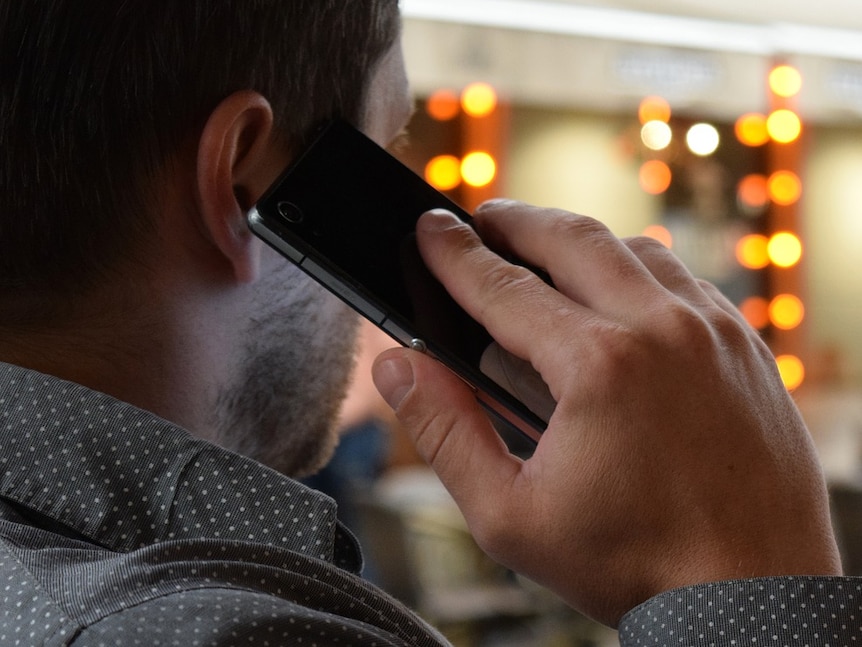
[195, 90, 287, 284]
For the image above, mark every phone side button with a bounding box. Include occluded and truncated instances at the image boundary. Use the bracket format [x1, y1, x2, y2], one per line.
[301, 258, 386, 323]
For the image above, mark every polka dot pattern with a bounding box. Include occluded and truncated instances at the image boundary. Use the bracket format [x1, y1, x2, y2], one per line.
[0, 362, 448, 646]
[621, 577, 862, 646]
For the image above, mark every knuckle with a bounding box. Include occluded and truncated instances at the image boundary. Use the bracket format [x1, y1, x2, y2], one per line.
[400, 400, 455, 469]
[547, 213, 612, 244]
[626, 235, 669, 257]
[473, 260, 539, 308]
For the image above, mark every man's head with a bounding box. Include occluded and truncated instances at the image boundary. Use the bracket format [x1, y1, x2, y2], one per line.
[0, 0, 402, 321]
[0, 1, 412, 476]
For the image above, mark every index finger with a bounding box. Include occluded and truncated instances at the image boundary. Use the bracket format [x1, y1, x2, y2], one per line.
[415, 209, 592, 393]
[473, 200, 668, 322]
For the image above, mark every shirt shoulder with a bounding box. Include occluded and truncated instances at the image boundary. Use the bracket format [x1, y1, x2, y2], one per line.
[619, 576, 862, 647]
[0, 522, 448, 647]
[69, 587, 449, 647]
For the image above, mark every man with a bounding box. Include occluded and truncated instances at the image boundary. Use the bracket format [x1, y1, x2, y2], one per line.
[0, 1, 855, 645]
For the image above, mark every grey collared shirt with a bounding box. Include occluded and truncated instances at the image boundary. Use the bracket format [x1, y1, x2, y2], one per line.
[0, 362, 448, 646]
[3, 361, 862, 646]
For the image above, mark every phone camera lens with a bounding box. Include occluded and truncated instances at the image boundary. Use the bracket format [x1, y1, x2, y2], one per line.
[277, 201, 304, 224]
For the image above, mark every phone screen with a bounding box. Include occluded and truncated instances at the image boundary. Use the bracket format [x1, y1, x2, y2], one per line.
[248, 120, 549, 448]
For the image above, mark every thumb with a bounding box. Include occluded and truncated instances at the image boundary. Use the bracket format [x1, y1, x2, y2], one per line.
[371, 348, 522, 521]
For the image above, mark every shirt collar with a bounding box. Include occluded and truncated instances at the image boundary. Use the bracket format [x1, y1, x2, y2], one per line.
[0, 361, 362, 572]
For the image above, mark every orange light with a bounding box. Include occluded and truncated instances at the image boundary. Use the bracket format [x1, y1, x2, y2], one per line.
[735, 234, 770, 270]
[739, 296, 770, 330]
[425, 155, 462, 191]
[776, 354, 805, 391]
[427, 89, 461, 121]
[767, 109, 802, 144]
[461, 151, 497, 187]
[737, 174, 769, 209]
[639, 160, 672, 195]
[769, 293, 805, 330]
[769, 65, 803, 98]
[768, 232, 803, 268]
[735, 113, 770, 147]
[638, 96, 671, 124]
[642, 224, 673, 248]
[768, 170, 802, 206]
[461, 82, 498, 118]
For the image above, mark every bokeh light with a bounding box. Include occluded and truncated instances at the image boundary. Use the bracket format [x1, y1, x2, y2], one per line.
[638, 96, 671, 124]
[425, 155, 462, 191]
[737, 174, 769, 210]
[735, 234, 770, 270]
[641, 120, 673, 151]
[739, 296, 770, 330]
[769, 65, 803, 98]
[768, 170, 802, 206]
[735, 113, 770, 147]
[642, 224, 673, 248]
[769, 293, 805, 330]
[767, 109, 802, 144]
[461, 82, 498, 118]
[426, 89, 461, 121]
[686, 123, 720, 156]
[768, 232, 803, 268]
[776, 354, 805, 391]
[461, 151, 497, 187]
[639, 160, 672, 195]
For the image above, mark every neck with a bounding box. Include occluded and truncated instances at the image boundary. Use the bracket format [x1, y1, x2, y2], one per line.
[0, 281, 239, 437]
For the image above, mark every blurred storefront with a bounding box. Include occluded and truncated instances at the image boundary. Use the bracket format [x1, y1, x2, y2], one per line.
[399, 0, 862, 396]
[348, 2, 862, 644]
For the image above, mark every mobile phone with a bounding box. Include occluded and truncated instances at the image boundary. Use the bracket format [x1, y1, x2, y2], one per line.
[247, 119, 553, 449]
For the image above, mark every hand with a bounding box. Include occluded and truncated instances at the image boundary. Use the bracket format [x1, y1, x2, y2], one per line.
[371, 201, 841, 627]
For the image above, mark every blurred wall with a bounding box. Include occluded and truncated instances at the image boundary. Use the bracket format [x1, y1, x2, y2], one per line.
[505, 108, 659, 237]
[403, 16, 862, 386]
[805, 126, 862, 382]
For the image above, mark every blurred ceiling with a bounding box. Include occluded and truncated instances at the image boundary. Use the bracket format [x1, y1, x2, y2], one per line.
[401, 0, 862, 59]
[549, 0, 862, 31]
[400, 0, 862, 121]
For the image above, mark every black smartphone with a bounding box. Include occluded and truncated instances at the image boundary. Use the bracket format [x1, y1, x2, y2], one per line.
[247, 119, 552, 449]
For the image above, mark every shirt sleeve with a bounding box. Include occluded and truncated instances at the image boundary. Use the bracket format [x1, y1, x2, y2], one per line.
[619, 576, 862, 647]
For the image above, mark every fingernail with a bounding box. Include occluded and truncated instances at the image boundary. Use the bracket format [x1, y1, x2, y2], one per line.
[374, 355, 415, 409]
[419, 209, 460, 232]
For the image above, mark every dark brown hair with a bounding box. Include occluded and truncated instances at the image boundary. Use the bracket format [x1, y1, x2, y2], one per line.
[0, 0, 399, 319]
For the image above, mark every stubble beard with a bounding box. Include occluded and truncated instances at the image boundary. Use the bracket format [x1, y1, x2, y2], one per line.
[209, 266, 360, 478]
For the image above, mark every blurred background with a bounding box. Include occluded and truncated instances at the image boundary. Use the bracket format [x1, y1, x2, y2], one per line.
[327, 2, 862, 644]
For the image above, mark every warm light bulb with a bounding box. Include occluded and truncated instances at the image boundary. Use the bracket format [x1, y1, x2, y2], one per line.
[776, 354, 805, 391]
[737, 174, 769, 210]
[769, 65, 803, 98]
[767, 109, 802, 144]
[461, 151, 497, 187]
[425, 155, 462, 191]
[768, 232, 803, 268]
[735, 113, 770, 147]
[735, 234, 770, 270]
[638, 96, 671, 124]
[461, 82, 498, 118]
[769, 294, 805, 330]
[768, 170, 802, 206]
[639, 160, 672, 195]
[642, 224, 673, 248]
[739, 296, 770, 330]
[427, 89, 461, 121]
